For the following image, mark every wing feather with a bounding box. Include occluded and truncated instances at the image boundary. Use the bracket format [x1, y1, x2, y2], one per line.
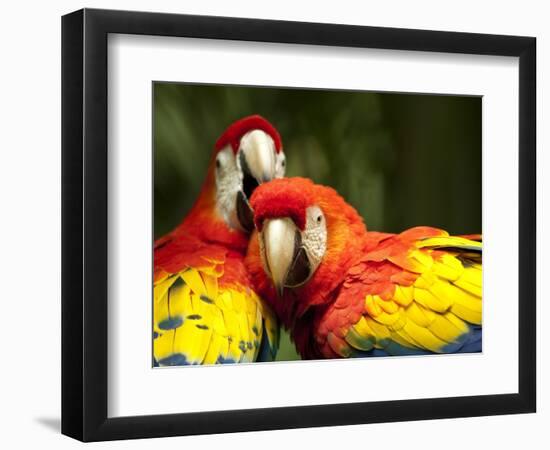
[153, 242, 279, 365]
[331, 230, 482, 357]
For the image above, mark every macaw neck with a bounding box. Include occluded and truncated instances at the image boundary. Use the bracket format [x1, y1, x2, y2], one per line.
[176, 166, 248, 254]
[297, 215, 367, 306]
[280, 230, 396, 359]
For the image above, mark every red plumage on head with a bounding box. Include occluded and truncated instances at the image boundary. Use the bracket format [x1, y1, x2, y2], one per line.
[214, 115, 283, 154]
[250, 177, 316, 231]
[245, 177, 370, 351]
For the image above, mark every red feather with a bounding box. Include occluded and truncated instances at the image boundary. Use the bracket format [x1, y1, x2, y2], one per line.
[154, 116, 276, 289]
[250, 177, 315, 231]
[214, 114, 283, 154]
[245, 177, 478, 359]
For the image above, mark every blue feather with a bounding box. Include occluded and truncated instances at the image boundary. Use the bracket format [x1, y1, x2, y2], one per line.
[256, 327, 275, 362]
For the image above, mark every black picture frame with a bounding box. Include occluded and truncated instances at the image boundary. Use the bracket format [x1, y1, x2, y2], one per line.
[62, 8, 536, 442]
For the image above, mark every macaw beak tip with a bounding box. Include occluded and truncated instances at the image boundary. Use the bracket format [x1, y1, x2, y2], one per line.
[262, 218, 299, 296]
[275, 284, 285, 298]
[262, 218, 314, 295]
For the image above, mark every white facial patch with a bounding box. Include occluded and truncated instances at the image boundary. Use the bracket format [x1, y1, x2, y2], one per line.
[257, 206, 327, 291]
[215, 131, 285, 232]
[302, 205, 328, 274]
[275, 151, 286, 179]
[214, 146, 242, 230]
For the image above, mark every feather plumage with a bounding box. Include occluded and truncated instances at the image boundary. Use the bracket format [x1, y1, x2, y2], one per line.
[318, 230, 482, 358]
[245, 177, 481, 360]
[154, 237, 279, 366]
[153, 115, 284, 366]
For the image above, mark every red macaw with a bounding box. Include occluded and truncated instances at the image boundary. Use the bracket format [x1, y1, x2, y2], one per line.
[245, 177, 482, 359]
[154, 115, 286, 366]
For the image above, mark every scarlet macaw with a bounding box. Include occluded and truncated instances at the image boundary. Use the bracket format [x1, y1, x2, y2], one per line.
[154, 115, 285, 365]
[245, 177, 482, 359]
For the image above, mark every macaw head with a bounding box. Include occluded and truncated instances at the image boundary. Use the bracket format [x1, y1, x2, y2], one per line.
[248, 177, 366, 307]
[213, 115, 286, 233]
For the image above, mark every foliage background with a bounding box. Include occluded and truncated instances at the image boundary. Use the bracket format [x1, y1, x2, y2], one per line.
[154, 82, 481, 361]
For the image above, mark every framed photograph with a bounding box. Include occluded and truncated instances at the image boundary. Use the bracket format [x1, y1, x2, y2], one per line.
[62, 8, 536, 441]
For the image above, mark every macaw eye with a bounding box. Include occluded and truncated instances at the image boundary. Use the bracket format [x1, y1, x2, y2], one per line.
[216, 158, 221, 169]
[281, 159, 285, 167]
[316, 215, 323, 224]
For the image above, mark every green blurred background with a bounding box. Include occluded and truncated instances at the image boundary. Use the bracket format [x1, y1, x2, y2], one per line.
[154, 82, 482, 361]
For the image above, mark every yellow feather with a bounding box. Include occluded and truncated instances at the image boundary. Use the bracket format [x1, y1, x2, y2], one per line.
[376, 297, 400, 314]
[253, 303, 263, 334]
[246, 290, 259, 314]
[387, 311, 407, 331]
[222, 291, 234, 310]
[172, 321, 207, 364]
[154, 275, 177, 304]
[414, 286, 451, 312]
[453, 267, 482, 297]
[351, 316, 376, 339]
[428, 313, 469, 344]
[365, 317, 392, 342]
[203, 332, 228, 365]
[393, 285, 414, 306]
[414, 271, 438, 289]
[220, 301, 240, 336]
[232, 290, 246, 312]
[409, 249, 434, 271]
[210, 310, 227, 335]
[168, 282, 192, 320]
[201, 272, 219, 301]
[426, 279, 457, 310]
[227, 335, 244, 362]
[153, 261, 276, 365]
[405, 301, 436, 327]
[451, 302, 482, 325]
[181, 268, 207, 296]
[215, 291, 231, 311]
[446, 311, 470, 329]
[365, 295, 383, 317]
[250, 307, 263, 360]
[246, 306, 259, 342]
[372, 311, 400, 326]
[154, 291, 170, 334]
[390, 329, 420, 349]
[220, 304, 243, 361]
[402, 320, 447, 352]
[154, 330, 175, 362]
[432, 254, 464, 281]
[236, 310, 251, 348]
[417, 236, 481, 251]
[345, 325, 376, 351]
[451, 284, 482, 313]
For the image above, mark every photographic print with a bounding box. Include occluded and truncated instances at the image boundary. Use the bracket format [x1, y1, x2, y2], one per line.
[61, 10, 536, 440]
[153, 83, 482, 366]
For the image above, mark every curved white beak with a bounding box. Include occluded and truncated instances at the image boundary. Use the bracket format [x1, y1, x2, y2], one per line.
[240, 130, 276, 183]
[262, 218, 298, 296]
